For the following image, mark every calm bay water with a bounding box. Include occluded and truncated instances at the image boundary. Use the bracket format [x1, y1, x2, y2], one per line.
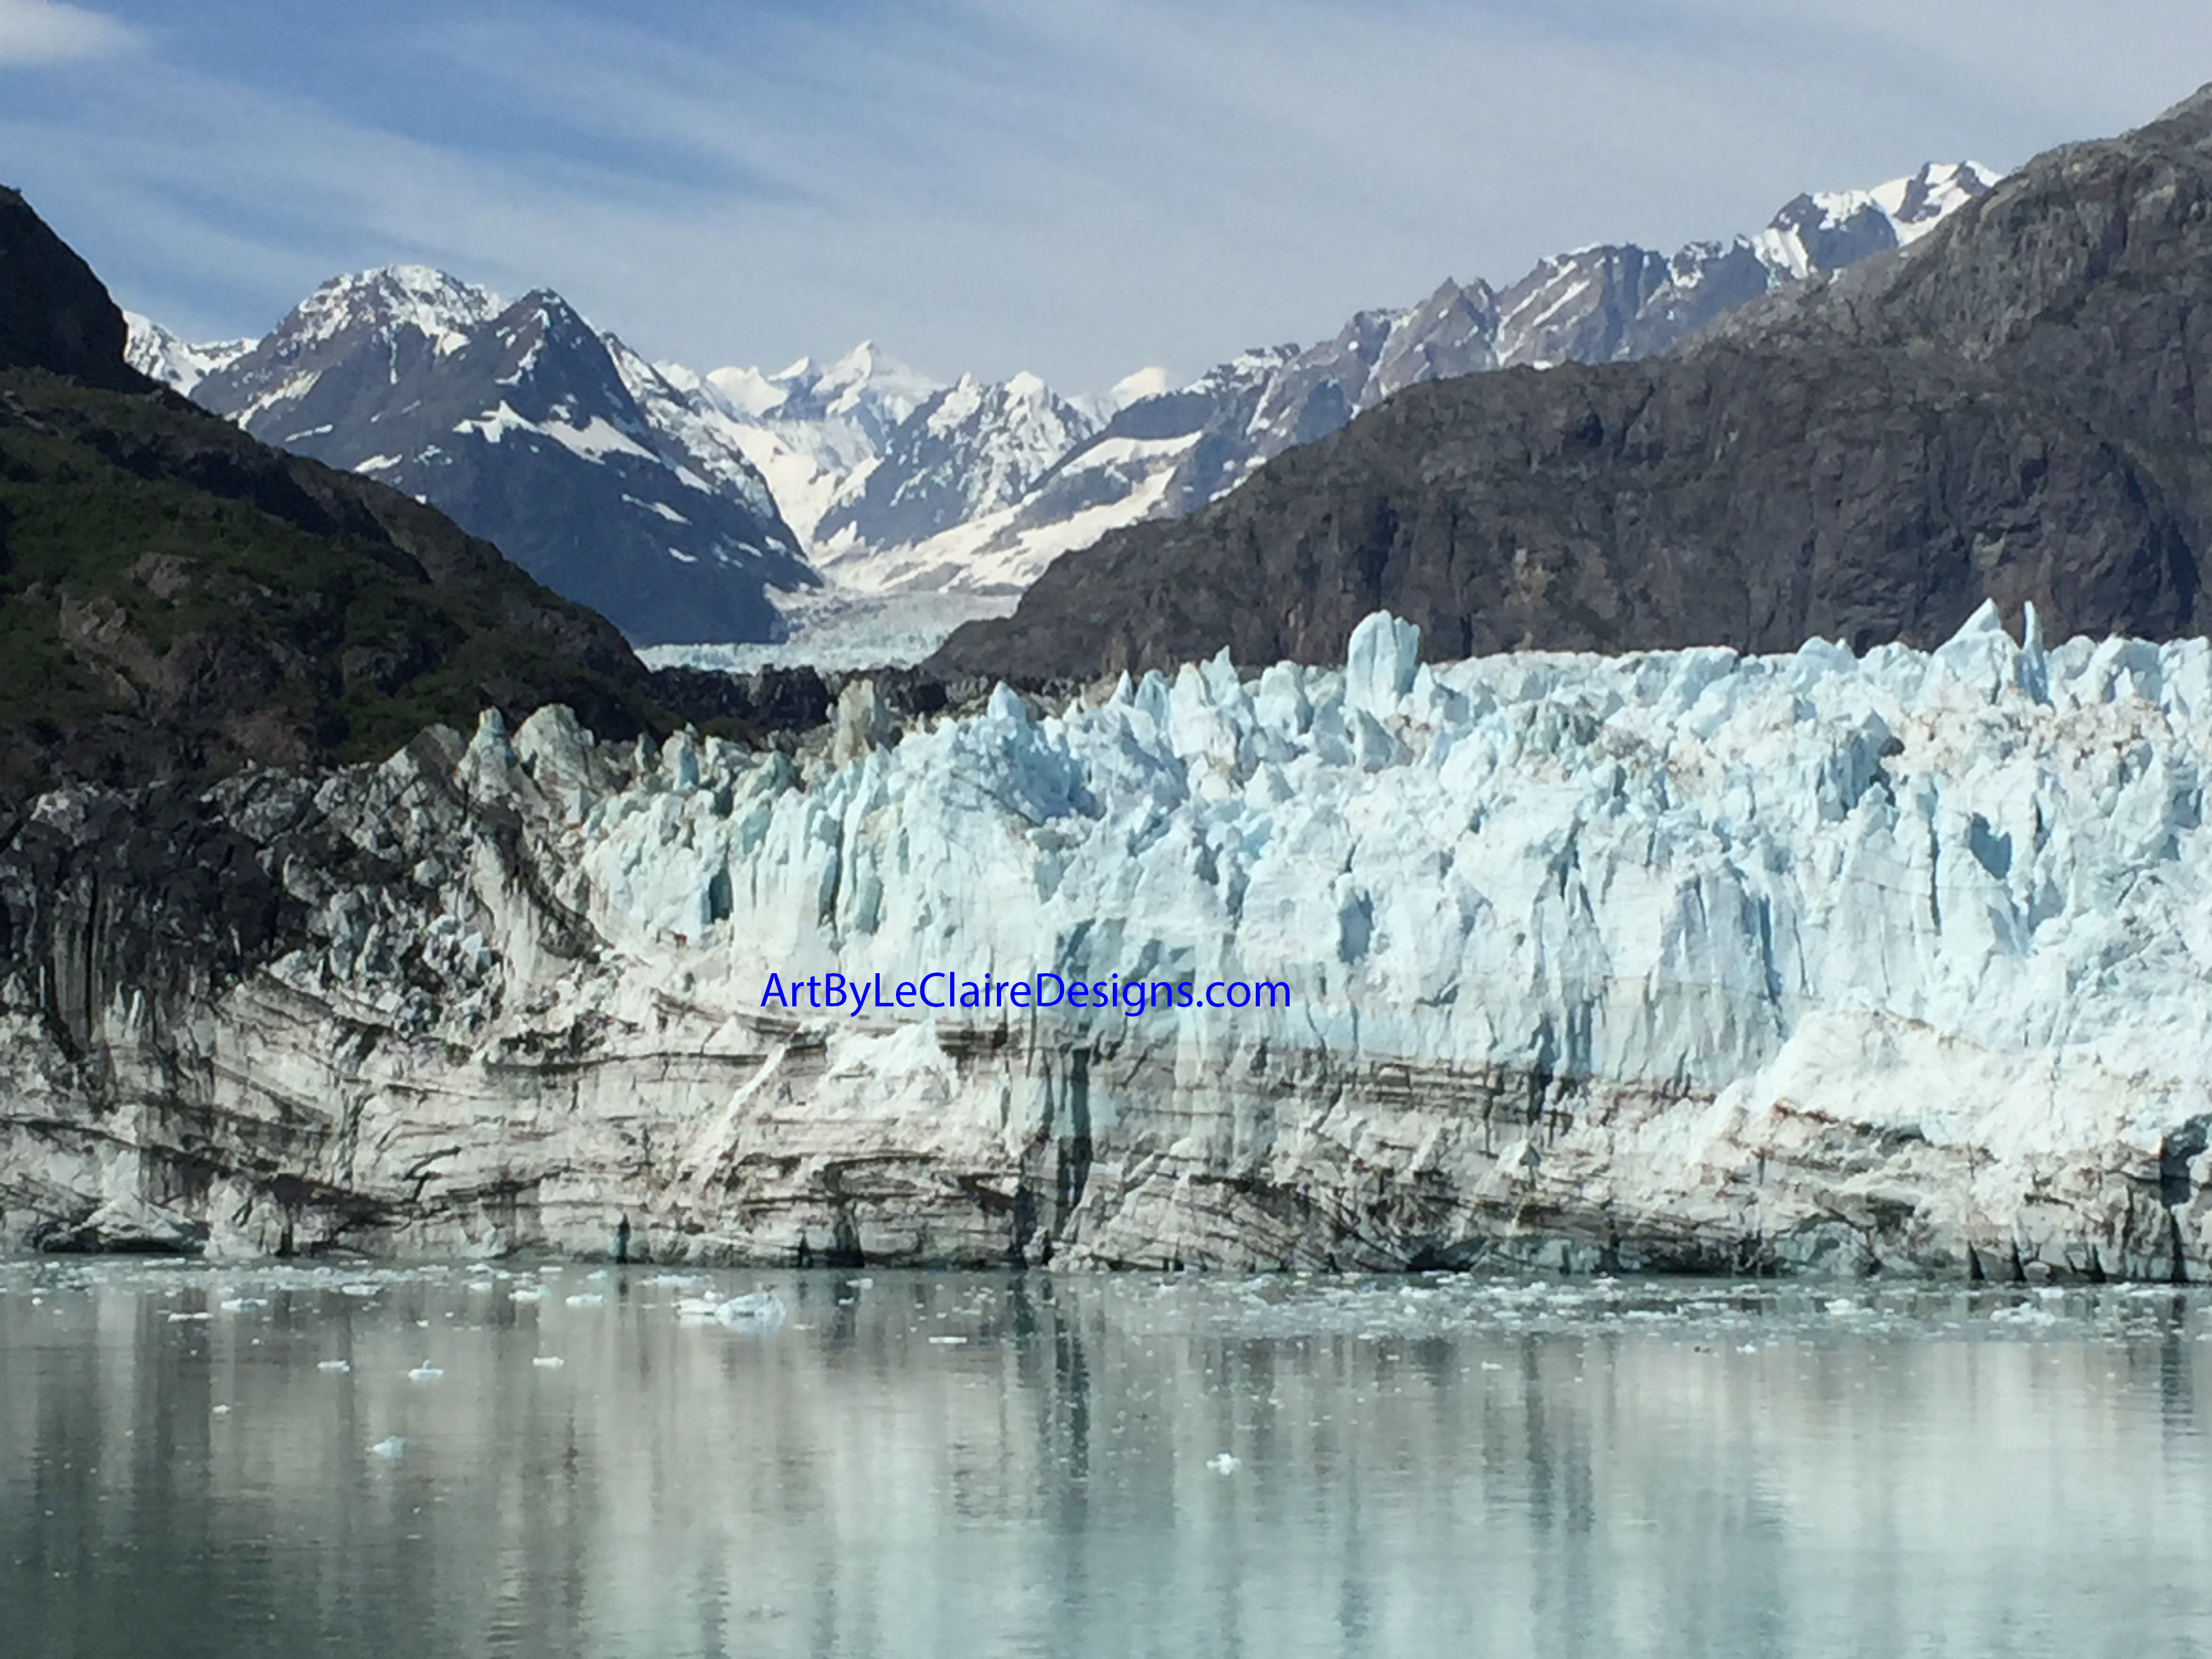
[4, 1261, 2210, 1658]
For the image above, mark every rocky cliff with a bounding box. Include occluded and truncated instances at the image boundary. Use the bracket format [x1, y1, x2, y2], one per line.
[7, 611, 2209, 1281]
[931, 91, 2212, 682]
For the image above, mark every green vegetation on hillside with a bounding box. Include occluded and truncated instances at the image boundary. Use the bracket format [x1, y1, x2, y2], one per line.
[0, 367, 676, 796]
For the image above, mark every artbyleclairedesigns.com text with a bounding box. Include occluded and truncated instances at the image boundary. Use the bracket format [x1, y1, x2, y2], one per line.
[758, 970, 1292, 1018]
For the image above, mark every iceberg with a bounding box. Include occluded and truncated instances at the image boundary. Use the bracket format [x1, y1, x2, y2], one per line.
[714, 1290, 787, 1330]
[5, 607, 2212, 1279]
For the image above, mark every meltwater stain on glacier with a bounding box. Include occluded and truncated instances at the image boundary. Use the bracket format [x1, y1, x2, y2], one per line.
[7, 602, 2212, 1279]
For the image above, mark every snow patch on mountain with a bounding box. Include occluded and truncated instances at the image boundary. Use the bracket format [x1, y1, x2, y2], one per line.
[123, 312, 253, 396]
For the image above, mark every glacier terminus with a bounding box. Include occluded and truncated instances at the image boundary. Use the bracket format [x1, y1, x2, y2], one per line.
[5, 606, 2211, 1282]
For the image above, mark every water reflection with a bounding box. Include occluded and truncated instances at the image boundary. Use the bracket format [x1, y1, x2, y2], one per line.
[3, 1265, 2210, 1658]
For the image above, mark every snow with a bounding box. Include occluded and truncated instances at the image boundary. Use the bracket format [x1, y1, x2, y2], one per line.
[817, 430, 1197, 597]
[454, 403, 536, 444]
[121, 313, 251, 396]
[289, 266, 502, 352]
[648, 342, 941, 551]
[625, 495, 690, 525]
[540, 603, 2212, 1223]
[453, 402, 659, 465]
[1107, 365, 1172, 409]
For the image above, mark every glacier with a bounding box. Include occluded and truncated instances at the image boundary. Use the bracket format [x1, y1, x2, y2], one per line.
[6, 605, 2212, 1279]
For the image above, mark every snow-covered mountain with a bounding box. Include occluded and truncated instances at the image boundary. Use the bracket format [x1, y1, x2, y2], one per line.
[129, 159, 1998, 653]
[810, 373, 1100, 567]
[653, 342, 939, 550]
[146, 267, 811, 647]
[122, 311, 252, 396]
[811, 161, 2001, 602]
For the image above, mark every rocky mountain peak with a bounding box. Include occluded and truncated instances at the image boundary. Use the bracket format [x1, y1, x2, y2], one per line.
[283, 263, 501, 354]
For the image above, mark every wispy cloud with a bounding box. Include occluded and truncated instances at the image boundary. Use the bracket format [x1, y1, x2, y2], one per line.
[0, 0, 131, 65]
[7, 2, 2211, 390]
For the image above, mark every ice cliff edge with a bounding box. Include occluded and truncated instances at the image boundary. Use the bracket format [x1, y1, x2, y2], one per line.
[5, 605, 2211, 1278]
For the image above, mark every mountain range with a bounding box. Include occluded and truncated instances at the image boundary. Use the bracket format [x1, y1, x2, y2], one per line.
[134, 268, 812, 649]
[932, 92, 2212, 681]
[127, 163, 1996, 650]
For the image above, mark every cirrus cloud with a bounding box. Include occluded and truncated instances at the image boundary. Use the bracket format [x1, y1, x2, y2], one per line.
[0, 0, 131, 65]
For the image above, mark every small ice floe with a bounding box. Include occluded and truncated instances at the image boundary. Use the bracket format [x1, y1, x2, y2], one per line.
[532, 1355, 565, 1370]
[1824, 1298, 1864, 1317]
[368, 1437, 406, 1460]
[926, 1335, 968, 1346]
[166, 1311, 210, 1324]
[316, 1359, 351, 1374]
[714, 1291, 786, 1330]
[211, 1405, 231, 1416]
[340, 1283, 380, 1298]
[564, 1293, 604, 1308]
[1206, 1453, 1240, 1475]
[675, 1296, 720, 1324]
[510, 1288, 547, 1303]
[407, 1361, 444, 1382]
[218, 1298, 267, 1313]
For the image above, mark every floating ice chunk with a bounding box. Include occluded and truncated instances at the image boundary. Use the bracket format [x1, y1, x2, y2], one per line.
[564, 1293, 605, 1308]
[211, 1404, 231, 1416]
[510, 1288, 546, 1303]
[1206, 1452, 1240, 1474]
[218, 1298, 266, 1313]
[407, 1361, 444, 1382]
[316, 1359, 351, 1374]
[532, 1355, 565, 1369]
[927, 1334, 968, 1346]
[368, 1437, 406, 1460]
[340, 1283, 379, 1298]
[714, 1290, 786, 1330]
[166, 1311, 209, 1323]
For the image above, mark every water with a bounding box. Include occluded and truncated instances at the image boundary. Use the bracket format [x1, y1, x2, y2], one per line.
[5, 1262, 2211, 1658]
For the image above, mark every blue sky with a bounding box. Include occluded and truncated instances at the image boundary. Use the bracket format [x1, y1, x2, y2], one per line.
[7, 1, 2212, 392]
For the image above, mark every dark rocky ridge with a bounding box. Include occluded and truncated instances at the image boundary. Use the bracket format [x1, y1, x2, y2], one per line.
[932, 90, 2212, 680]
[0, 188, 147, 394]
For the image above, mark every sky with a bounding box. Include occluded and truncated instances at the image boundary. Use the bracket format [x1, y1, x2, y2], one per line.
[5, 1, 2212, 394]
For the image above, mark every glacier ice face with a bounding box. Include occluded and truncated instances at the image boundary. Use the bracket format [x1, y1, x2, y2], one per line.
[7, 607, 2212, 1278]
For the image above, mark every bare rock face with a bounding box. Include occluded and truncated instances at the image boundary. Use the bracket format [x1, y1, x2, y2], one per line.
[931, 89, 2212, 683]
[5, 615, 2211, 1282]
[0, 187, 147, 392]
